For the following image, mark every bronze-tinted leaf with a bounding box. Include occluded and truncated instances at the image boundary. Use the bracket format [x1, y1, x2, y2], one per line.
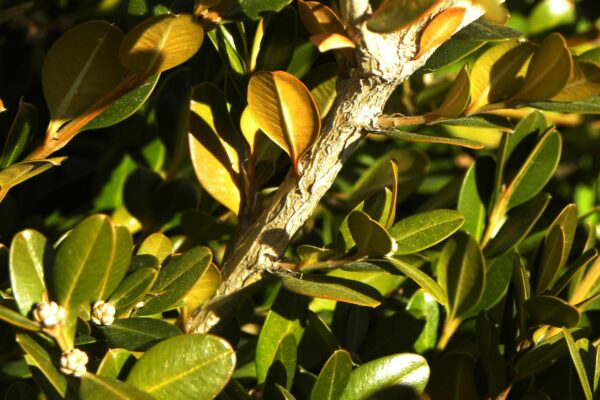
[524, 295, 580, 328]
[189, 83, 243, 214]
[512, 33, 573, 103]
[433, 64, 471, 118]
[298, 0, 346, 36]
[367, 0, 443, 33]
[247, 71, 320, 175]
[552, 61, 600, 102]
[415, 8, 466, 59]
[42, 21, 124, 134]
[119, 13, 203, 78]
[309, 33, 355, 53]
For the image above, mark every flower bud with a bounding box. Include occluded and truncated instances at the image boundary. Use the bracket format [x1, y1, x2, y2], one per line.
[90, 301, 115, 326]
[60, 348, 88, 377]
[33, 301, 65, 328]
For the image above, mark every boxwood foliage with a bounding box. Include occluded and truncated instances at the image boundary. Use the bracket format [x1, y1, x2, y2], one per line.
[0, 0, 599, 399]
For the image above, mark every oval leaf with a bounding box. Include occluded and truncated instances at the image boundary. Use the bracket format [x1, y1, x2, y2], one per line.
[280, 274, 382, 307]
[433, 64, 471, 118]
[348, 210, 395, 257]
[97, 225, 132, 300]
[390, 209, 464, 255]
[310, 350, 352, 400]
[339, 353, 430, 399]
[16, 333, 67, 397]
[126, 334, 235, 399]
[367, 0, 442, 33]
[534, 224, 566, 295]
[108, 268, 158, 314]
[80, 373, 154, 400]
[137, 232, 172, 263]
[415, 7, 466, 59]
[552, 61, 600, 102]
[42, 21, 124, 129]
[96, 349, 133, 379]
[298, 0, 346, 37]
[247, 70, 320, 174]
[97, 317, 181, 351]
[524, 295, 580, 328]
[119, 13, 203, 78]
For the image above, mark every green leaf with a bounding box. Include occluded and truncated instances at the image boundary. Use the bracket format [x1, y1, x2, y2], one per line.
[534, 223, 566, 295]
[562, 328, 593, 400]
[437, 114, 513, 129]
[119, 14, 204, 78]
[97, 318, 181, 351]
[188, 83, 243, 215]
[348, 210, 394, 257]
[53, 214, 116, 344]
[136, 246, 211, 316]
[16, 333, 67, 397]
[476, 314, 507, 396]
[453, 17, 522, 40]
[280, 275, 382, 307]
[457, 161, 488, 241]
[380, 129, 483, 149]
[552, 61, 600, 102]
[83, 74, 160, 131]
[42, 20, 124, 129]
[97, 225, 132, 300]
[484, 192, 550, 257]
[9, 230, 49, 316]
[0, 302, 40, 331]
[390, 209, 464, 255]
[303, 63, 338, 117]
[551, 248, 598, 296]
[529, 0, 576, 35]
[505, 127, 562, 209]
[524, 295, 580, 328]
[438, 232, 485, 319]
[264, 333, 297, 394]
[339, 353, 430, 400]
[127, 0, 171, 28]
[310, 350, 352, 400]
[432, 64, 471, 118]
[0, 100, 37, 168]
[256, 289, 308, 384]
[407, 290, 439, 353]
[387, 256, 447, 305]
[207, 26, 246, 99]
[109, 268, 158, 314]
[531, 95, 600, 113]
[549, 204, 579, 272]
[226, 0, 292, 20]
[421, 38, 485, 74]
[126, 334, 235, 399]
[367, 0, 441, 33]
[137, 232, 172, 264]
[256, 6, 297, 71]
[96, 349, 133, 379]
[0, 157, 67, 202]
[512, 33, 573, 103]
[80, 373, 155, 400]
[185, 263, 221, 311]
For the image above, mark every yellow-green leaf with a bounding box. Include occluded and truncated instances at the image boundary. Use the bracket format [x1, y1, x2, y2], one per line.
[0, 157, 66, 202]
[309, 33, 355, 53]
[247, 70, 321, 175]
[415, 7, 466, 59]
[298, 0, 346, 37]
[119, 13, 203, 78]
[512, 32, 573, 103]
[42, 21, 124, 131]
[367, 0, 443, 33]
[467, 40, 534, 114]
[184, 263, 220, 312]
[552, 61, 600, 102]
[189, 83, 243, 214]
[434, 64, 471, 118]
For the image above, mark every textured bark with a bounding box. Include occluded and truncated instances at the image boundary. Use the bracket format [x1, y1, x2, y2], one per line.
[186, 0, 488, 333]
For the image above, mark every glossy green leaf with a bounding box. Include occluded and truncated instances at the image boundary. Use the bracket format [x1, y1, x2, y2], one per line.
[562, 328, 593, 400]
[549, 204, 578, 270]
[256, 6, 297, 71]
[531, 95, 600, 113]
[256, 289, 307, 384]
[421, 38, 485, 74]
[524, 295, 580, 328]
[264, 333, 297, 394]
[109, 268, 157, 314]
[0, 302, 40, 331]
[453, 17, 522, 40]
[367, 0, 442, 33]
[381, 129, 483, 149]
[339, 353, 429, 400]
[0, 157, 67, 202]
[387, 256, 447, 305]
[207, 26, 246, 99]
[42, 20, 124, 130]
[310, 350, 352, 400]
[83, 74, 160, 131]
[512, 33, 573, 103]
[16, 333, 67, 397]
[96, 349, 133, 379]
[119, 14, 203, 78]
[97, 225, 132, 300]
[227, 0, 292, 20]
[136, 246, 211, 316]
[505, 128, 561, 209]
[98, 318, 181, 351]
[126, 334, 235, 399]
[188, 83, 243, 215]
[535, 224, 566, 295]
[0, 100, 36, 168]
[438, 232, 485, 318]
[53, 214, 116, 344]
[280, 274, 382, 307]
[457, 161, 488, 241]
[137, 232, 172, 263]
[9, 230, 48, 316]
[485, 193, 550, 257]
[80, 373, 155, 400]
[390, 209, 464, 255]
[552, 248, 598, 296]
[184, 263, 220, 311]
[406, 290, 439, 353]
[348, 210, 394, 257]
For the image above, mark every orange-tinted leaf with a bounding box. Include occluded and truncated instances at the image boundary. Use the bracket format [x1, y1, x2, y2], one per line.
[415, 7, 466, 59]
[247, 71, 321, 175]
[188, 83, 243, 214]
[367, 0, 443, 33]
[298, 0, 346, 36]
[310, 33, 355, 52]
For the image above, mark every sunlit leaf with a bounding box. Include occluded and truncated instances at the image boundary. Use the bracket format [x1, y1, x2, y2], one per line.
[137, 232, 172, 264]
[367, 0, 443, 33]
[298, 0, 346, 37]
[310, 350, 352, 400]
[0, 100, 37, 168]
[348, 210, 395, 257]
[379, 129, 483, 150]
[534, 224, 566, 295]
[310, 33, 355, 53]
[0, 157, 67, 202]
[387, 256, 447, 305]
[184, 263, 220, 311]
[415, 7, 466, 59]
[80, 373, 155, 400]
[552, 61, 600, 102]
[0, 302, 41, 331]
[432, 64, 471, 118]
[16, 333, 67, 397]
[562, 328, 594, 400]
[524, 295, 580, 328]
[96, 349, 133, 379]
